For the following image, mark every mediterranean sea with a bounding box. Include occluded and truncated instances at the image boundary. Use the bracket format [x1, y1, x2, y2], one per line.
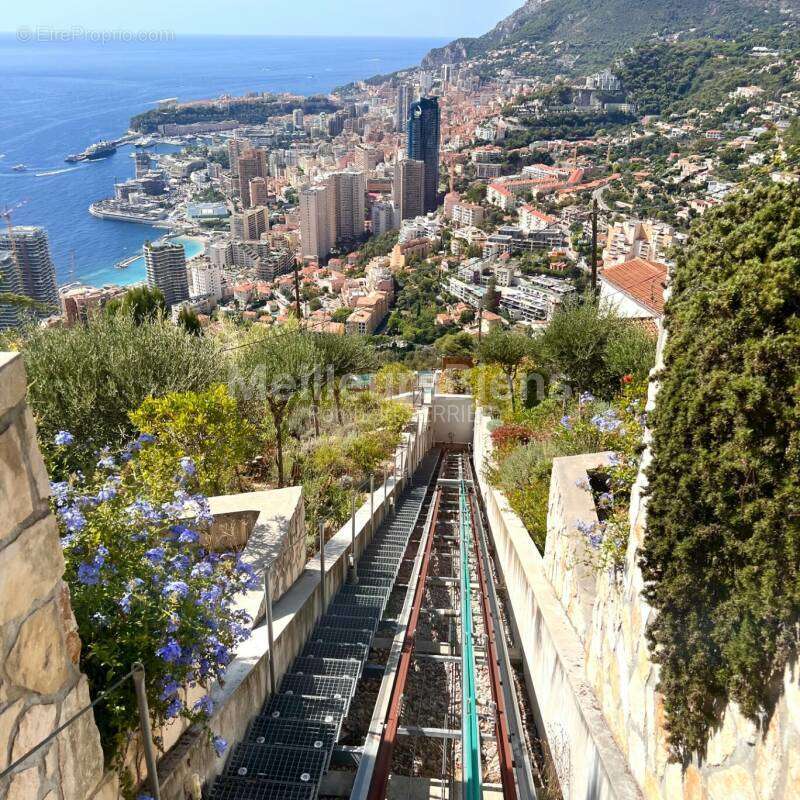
[0, 34, 446, 287]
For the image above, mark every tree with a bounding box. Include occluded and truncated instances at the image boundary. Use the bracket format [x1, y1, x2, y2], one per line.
[331, 307, 351, 323]
[434, 331, 476, 360]
[459, 308, 475, 324]
[641, 182, 800, 759]
[129, 385, 257, 498]
[537, 294, 655, 398]
[313, 333, 375, 425]
[21, 312, 220, 479]
[374, 362, 415, 397]
[237, 328, 316, 487]
[177, 306, 202, 336]
[478, 329, 532, 411]
[484, 278, 500, 313]
[106, 285, 166, 324]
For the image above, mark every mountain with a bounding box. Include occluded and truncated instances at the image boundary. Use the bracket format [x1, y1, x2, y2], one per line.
[422, 0, 798, 76]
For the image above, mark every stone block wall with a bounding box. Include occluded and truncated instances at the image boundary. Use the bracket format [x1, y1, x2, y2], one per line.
[0, 353, 111, 800]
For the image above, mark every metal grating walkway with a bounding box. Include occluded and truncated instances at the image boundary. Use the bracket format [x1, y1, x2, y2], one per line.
[209, 449, 441, 800]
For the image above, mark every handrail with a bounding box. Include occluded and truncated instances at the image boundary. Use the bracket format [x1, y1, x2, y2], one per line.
[0, 663, 161, 799]
[0, 668, 135, 781]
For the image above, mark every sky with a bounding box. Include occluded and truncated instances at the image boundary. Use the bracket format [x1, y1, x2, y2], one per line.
[2, 0, 525, 39]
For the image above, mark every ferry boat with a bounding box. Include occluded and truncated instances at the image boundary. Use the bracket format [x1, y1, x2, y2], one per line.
[65, 141, 118, 163]
[12, 164, 26, 172]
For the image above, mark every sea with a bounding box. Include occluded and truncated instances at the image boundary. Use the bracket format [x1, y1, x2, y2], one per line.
[0, 34, 446, 288]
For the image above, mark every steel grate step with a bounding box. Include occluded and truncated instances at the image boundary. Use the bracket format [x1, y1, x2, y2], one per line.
[290, 656, 363, 683]
[301, 640, 369, 663]
[225, 742, 327, 786]
[280, 673, 354, 703]
[245, 717, 337, 766]
[209, 776, 315, 800]
[261, 694, 344, 726]
[308, 626, 374, 646]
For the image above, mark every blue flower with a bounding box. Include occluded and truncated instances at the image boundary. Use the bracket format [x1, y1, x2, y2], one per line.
[138, 432, 156, 445]
[579, 391, 595, 405]
[177, 528, 200, 545]
[212, 736, 227, 757]
[77, 562, 101, 586]
[59, 505, 86, 533]
[159, 678, 180, 700]
[560, 415, 572, 430]
[179, 457, 196, 477]
[145, 547, 166, 565]
[194, 695, 214, 716]
[96, 448, 116, 470]
[50, 481, 70, 505]
[165, 696, 182, 719]
[119, 592, 133, 613]
[156, 639, 182, 663]
[191, 561, 213, 579]
[54, 430, 74, 446]
[95, 483, 118, 503]
[200, 585, 222, 605]
[162, 580, 190, 599]
[137, 794, 155, 800]
[170, 554, 191, 574]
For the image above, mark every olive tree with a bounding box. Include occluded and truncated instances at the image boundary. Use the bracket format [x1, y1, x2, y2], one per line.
[478, 328, 533, 412]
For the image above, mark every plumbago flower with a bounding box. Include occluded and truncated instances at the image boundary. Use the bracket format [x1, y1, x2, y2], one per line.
[50, 432, 254, 765]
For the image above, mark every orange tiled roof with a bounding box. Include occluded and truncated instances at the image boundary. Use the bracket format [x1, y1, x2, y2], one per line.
[602, 258, 668, 316]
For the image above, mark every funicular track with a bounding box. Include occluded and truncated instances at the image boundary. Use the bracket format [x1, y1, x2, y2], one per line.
[208, 446, 536, 800]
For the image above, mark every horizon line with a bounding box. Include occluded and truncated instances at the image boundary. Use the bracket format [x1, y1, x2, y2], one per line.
[0, 31, 458, 41]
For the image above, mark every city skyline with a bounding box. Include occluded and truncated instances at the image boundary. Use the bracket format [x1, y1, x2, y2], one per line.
[1, 0, 523, 39]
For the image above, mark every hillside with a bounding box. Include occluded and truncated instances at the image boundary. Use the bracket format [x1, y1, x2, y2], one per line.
[423, 0, 798, 76]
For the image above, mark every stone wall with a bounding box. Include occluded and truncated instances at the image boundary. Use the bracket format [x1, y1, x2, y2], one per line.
[0, 353, 112, 800]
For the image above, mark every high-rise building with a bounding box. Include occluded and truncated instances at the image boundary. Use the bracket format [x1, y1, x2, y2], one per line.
[0, 251, 25, 330]
[395, 84, 410, 133]
[293, 108, 305, 130]
[231, 206, 269, 241]
[355, 144, 384, 174]
[249, 176, 269, 207]
[407, 97, 441, 214]
[134, 151, 153, 178]
[144, 241, 189, 307]
[393, 158, 425, 221]
[227, 136, 251, 170]
[371, 201, 398, 237]
[237, 148, 268, 208]
[326, 170, 366, 246]
[189, 261, 223, 302]
[0, 226, 58, 313]
[300, 186, 332, 262]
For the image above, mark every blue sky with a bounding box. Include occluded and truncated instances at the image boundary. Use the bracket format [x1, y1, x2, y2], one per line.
[2, 0, 524, 38]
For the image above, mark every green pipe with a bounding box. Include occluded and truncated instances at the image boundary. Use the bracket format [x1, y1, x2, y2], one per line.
[459, 473, 482, 800]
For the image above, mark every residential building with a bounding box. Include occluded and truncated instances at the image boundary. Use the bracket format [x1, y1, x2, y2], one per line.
[300, 185, 332, 261]
[249, 176, 269, 207]
[371, 201, 398, 236]
[0, 252, 25, 330]
[292, 108, 304, 130]
[395, 83, 411, 133]
[602, 220, 677, 267]
[407, 97, 441, 213]
[59, 284, 125, 326]
[519, 205, 557, 233]
[487, 183, 515, 211]
[134, 151, 153, 178]
[355, 144, 384, 174]
[0, 226, 58, 313]
[231, 206, 269, 241]
[237, 148, 268, 208]
[144, 240, 189, 307]
[326, 170, 366, 245]
[451, 203, 485, 227]
[600, 258, 668, 320]
[394, 158, 426, 221]
[189, 261, 224, 302]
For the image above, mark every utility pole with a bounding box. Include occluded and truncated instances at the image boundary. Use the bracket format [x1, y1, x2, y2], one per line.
[293, 259, 302, 320]
[477, 303, 483, 346]
[591, 197, 599, 298]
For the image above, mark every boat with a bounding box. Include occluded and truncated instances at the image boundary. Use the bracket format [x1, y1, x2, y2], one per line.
[64, 140, 118, 164]
[134, 137, 154, 147]
[12, 164, 26, 172]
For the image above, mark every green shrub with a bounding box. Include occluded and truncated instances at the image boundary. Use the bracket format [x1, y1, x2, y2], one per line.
[20, 312, 220, 479]
[641, 182, 800, 759]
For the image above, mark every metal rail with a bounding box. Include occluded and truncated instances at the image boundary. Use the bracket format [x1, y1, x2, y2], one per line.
[458, 465, 483, 800]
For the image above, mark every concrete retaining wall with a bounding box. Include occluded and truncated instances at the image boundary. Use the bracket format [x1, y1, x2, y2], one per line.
[473, 407, 641, 800]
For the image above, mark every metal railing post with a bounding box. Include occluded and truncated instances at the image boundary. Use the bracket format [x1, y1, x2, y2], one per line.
[132, 662, 162, 800]
[382, 468, 388, 518]
[349, 492, 359, 585]
[369, 474, 375, 540]
[319, 520, 326, 611]
[263, 568, 276, 696]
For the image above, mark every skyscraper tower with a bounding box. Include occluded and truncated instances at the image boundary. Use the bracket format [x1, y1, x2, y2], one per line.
[406, 97, 441, 214]
[0, 251, 25, 330]
[0, 226, 58, 312]
[395, 84, 410, 133]
[299, 186, 331, 262]
[144, 240, 189, 308]
[393, 158, 425, 222]
[237, 148, 268, 208]
[326, 170, 366, 246]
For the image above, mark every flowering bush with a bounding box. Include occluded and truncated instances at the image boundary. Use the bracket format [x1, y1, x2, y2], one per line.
[51, 432, 255, 779]
[490, 423, 536, 455]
